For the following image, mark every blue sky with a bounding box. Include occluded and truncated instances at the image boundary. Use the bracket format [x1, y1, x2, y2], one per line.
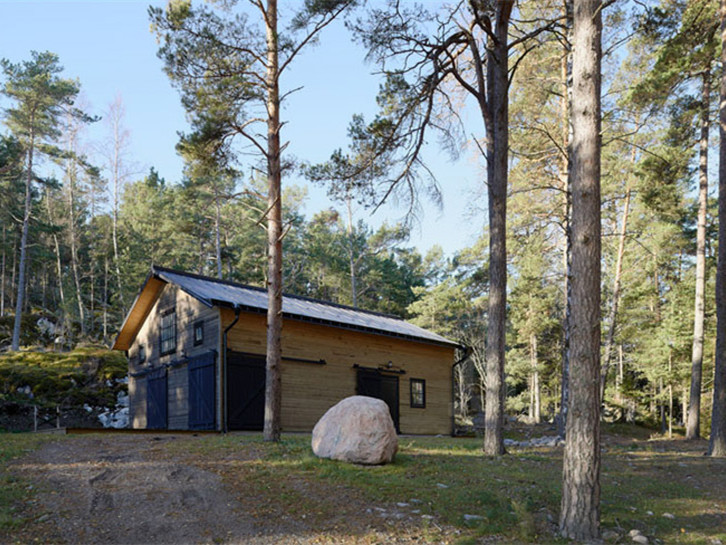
[0, 0, 485, 256]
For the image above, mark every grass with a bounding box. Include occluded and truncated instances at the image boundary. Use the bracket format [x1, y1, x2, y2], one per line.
[167, 429, 726, 544]
[1, 425, 725, 543]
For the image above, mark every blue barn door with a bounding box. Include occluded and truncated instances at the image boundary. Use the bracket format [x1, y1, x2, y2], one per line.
[188, 351, 216, 430]
[147, 367, 168, 429]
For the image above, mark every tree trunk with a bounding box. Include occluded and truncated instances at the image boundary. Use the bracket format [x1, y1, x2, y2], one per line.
[225, 228, 234, 280]
[66, 136, 86, 337]
[483, 0, 512, 457]
[110, 99, 126, 316]
[263, 0, 283, 443]
[89, 264, 95, 335]
[40, 265, 47, 312]
[214, 184, 223, 280]
[531, 333, 541, 424]
[601, 182, 632, 402]
[668, 350, 674, 439]
[10, 230, 17, 312]
[8, 233, 18, 308]
[49, 197, 68, 340]
[88, 176, 97, 336]
[529, 374, 534, 420]
[557, 0, 574, 438]
[559, 0, 602, 540]
[346, 195, 358, 308]
[710, 0, 726, 457]
[1, 225, 6, 317]
[660, 377, 666, 434]
[616, 344, 624, 405]
[103, 255, 109, 342]
[11, 128, 35, 351]
[53, 233, 70, 333]
[686, 72, 711, 441]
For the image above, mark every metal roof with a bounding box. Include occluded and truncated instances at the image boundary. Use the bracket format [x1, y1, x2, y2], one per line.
[153, 266, 459, 348]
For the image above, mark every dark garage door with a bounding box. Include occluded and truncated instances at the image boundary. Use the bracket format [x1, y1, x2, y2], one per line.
[147, 367, 168, 430]
[356, 367, 400, 432]
[188, 351, 216, 430]
[227, 351, 266, 431]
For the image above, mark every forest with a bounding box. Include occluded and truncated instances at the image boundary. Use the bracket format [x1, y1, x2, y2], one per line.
[0, 0, 725, 539]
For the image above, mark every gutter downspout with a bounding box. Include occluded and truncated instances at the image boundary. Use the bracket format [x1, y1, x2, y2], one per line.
[222, 305, 241, 433]
[451, 345, 473, 437]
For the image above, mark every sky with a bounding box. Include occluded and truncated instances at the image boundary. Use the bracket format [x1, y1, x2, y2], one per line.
[0, 0, 487, 257]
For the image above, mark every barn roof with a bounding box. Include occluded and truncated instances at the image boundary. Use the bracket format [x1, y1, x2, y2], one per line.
[112, 266, 460, 350]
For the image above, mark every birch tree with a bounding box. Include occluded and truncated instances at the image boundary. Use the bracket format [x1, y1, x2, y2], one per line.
[100, 95, 133, 316]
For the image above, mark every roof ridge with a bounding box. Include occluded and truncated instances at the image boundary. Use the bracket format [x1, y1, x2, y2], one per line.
[151, 265, 405, 321]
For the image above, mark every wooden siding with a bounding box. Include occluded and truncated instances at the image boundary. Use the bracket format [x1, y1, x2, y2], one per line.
[221, 308, 454, 435]
[128, 284, 221, 430]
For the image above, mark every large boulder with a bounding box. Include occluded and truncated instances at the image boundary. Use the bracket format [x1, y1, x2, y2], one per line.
[312, 395, 398, 465]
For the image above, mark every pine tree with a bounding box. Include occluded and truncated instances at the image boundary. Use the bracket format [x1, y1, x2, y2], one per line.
[632, 0, 719, 440]
[150, 0, 355, 442]
[1, 51, 87, 351]
[710, 0, 726, 457]
[348, 0, 567, 455]
[559, 0, 602, 539]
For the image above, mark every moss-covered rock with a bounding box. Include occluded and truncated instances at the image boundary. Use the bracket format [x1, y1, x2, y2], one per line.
[0, 347, 127, 430]
[0, 314, 44, 349]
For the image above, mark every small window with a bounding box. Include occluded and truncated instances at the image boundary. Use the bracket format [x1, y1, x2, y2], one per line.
[160, 308, 177, 356]
[193, 320, 204, 346]
[410, 379, 426, 408]
[137, 344, 146, 364]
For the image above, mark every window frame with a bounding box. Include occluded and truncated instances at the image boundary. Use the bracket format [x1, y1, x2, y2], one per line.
[193, 320, 204, 347]
[159, 307, 177, 356]
[410, 378, 426, 409]
[137, 344, 146, 365]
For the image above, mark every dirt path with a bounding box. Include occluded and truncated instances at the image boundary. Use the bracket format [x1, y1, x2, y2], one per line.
[8, 435, 266, 544]
[6, 434, 457, 545]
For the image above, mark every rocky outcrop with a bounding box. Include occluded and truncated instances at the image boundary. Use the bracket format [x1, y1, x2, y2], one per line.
[503, 435, 564, 448]
[312, 395, 398, 465]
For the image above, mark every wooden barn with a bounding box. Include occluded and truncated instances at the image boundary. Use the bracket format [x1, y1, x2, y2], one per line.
[112, 266, 460, 435]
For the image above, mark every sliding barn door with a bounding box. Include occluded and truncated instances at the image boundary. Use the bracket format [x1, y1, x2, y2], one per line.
[356, 368, 400, 433]
[146, 367, 168, 430]
[188, 351, 216, 431]
[227, 351, 266, 431]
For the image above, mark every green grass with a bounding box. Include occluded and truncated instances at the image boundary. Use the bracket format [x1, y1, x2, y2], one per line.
[0, 433, 64, 530]
[172, 435, 562, 541]
[3, 427, 725, 543]
[168, 432, 726, 543]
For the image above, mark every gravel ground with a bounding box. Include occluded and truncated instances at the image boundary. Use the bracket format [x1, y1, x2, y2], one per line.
[4, 434, 461, 545]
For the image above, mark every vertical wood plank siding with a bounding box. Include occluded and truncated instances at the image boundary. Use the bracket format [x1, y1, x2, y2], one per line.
[128, 285, 220, 429]
[221, 308, 454, 435]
